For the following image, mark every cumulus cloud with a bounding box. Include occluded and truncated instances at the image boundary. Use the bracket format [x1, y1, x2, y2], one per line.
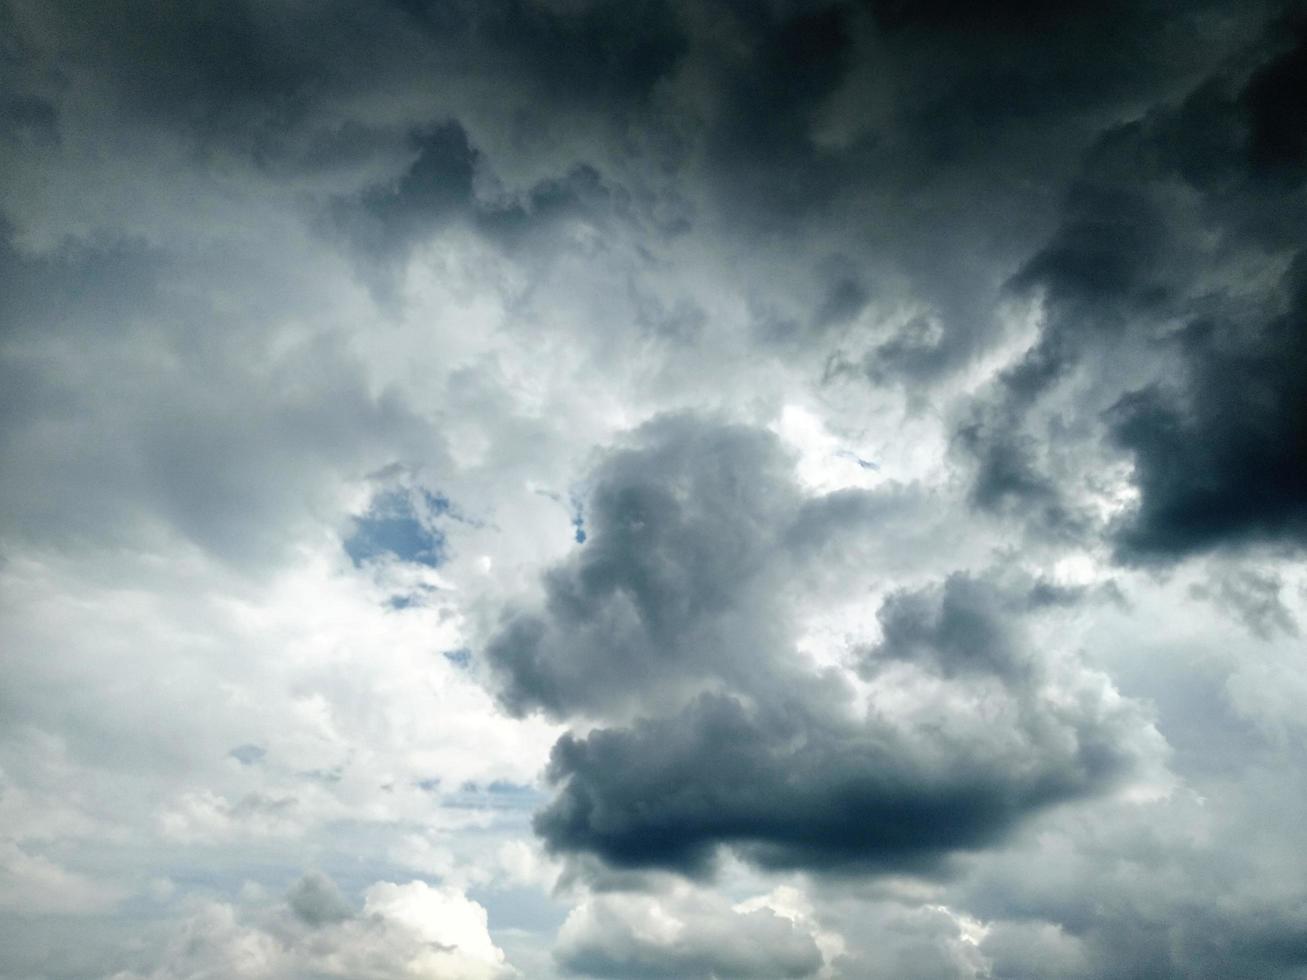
[555, 881, 825, 979]
[483, 416, 1159, 875]
[111, 875, 512, 980]
[484, 415, 806, 720]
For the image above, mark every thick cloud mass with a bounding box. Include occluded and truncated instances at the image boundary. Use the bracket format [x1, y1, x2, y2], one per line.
[1108, 255, 1307, 557]
[486, 418, 1154, 873]
[5, 0, 1307, 976]
[485, 416, 802, 719]
[536, 679, 1136, 874]
[961, 17, 1307, 560]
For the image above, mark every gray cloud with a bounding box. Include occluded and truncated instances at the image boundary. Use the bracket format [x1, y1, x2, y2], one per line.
[1106, 254, 1307, 559]
[0, 213, 442, 567]
[287, 870, 352, 926]
[484, 414, 803, 720]
[536, 677, 1140, 875]
[1190, 565, 1300, 640]
[957, 18, 1307, 561]
[483, 416, 1154, 874]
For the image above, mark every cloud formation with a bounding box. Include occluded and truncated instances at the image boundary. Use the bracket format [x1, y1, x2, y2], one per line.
[3, 0, 1307, 976]
[110, 875, 511, 980]
[484, 416, 1157, 874]
[555, 882, 825, 979]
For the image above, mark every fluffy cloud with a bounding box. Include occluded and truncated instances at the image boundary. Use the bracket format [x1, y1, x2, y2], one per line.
[555, 882, 825, 979]
[111, 875, 511, 980]
[485, 416, 1160, 874]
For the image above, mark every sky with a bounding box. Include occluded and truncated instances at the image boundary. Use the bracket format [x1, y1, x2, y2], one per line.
[1, 0, 1306, 977]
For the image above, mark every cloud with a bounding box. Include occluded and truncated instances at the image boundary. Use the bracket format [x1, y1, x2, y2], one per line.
[1189, 565, 1299, 640]
[111, 874, 513, 980]
[6, 0, 1307, 976]
[484, 414, 805, 720]
[482, 415, 1158, 874]
[555, 881, 824, 979]
[0, 839, 126, 915]
[1106, 254, 1307, 559]
[0, 220, 442, 569]
[536, 679, 1144, 875]
[957, 19, 1307, 561]
[286, 870, 353, 926]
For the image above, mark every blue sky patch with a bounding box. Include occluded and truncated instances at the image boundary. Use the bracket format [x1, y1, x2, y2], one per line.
[343, 488, 449, 568]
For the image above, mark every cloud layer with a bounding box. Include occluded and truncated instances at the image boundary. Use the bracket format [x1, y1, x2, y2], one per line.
[3, 0, 1307, 976]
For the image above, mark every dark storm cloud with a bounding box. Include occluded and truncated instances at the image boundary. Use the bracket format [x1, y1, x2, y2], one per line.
[696, 2, 858, 222]
[13, 0, 1268, 383]
[0, 4, 59, 147]
[689, 0, 1273, 379]
[1241, 18, 1307, 180]
[340, 122, 480, 254]
[702, 0, 1236, 212]
[957, 16, 1307, 561]
[14, 0, 1248, 174]
[1107, 255, 1307, 559]
[399, 0, 688, 109]
[331, 117, 621, 271]
[11, 0, 685, 165]
[535, 677, 1136, 875]
[485, 416, 1150, 874]
[0, 94, 56, 145]
[14, 1, 368, 153]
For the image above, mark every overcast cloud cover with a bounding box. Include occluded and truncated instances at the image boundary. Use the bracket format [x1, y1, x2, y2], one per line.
[2, 0, 1307, 977]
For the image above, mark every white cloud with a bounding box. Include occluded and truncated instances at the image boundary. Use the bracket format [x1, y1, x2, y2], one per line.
[111, 877, 513, 980]
[555, 880, 826, 979]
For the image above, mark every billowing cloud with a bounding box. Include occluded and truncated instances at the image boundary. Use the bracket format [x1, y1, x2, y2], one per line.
[484, 416, 1158, 874]
[555, 881, 825, 979]
[959, 18, 1307, 561]
[110, 874, 512, 980]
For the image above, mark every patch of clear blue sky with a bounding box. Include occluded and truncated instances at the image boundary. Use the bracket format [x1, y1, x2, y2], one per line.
[343, 488, 450, 568]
